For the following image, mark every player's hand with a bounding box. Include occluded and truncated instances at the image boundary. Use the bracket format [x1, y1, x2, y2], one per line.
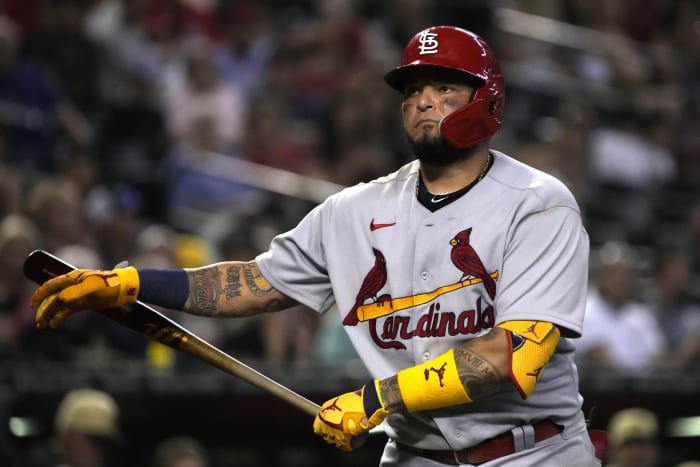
[313, 380, 388, 452]
[31, 267, 140, 329]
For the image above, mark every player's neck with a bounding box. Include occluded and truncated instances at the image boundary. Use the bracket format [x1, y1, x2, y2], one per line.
[420, 149, 491, 195]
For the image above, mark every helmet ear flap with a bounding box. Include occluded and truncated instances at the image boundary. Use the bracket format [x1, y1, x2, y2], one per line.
[440, 95, 504, 149]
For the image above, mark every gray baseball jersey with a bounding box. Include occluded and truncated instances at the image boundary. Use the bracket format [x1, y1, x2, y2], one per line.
[256, 150, 590, 451]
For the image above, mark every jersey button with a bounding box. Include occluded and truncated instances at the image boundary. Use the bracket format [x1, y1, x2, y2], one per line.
[420, 271, 428, 280]
[454, 429, 463, 437]
[422, 352, 430, 361]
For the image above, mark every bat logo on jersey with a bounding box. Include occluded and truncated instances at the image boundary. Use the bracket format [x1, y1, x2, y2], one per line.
[345, 227, 499, 350]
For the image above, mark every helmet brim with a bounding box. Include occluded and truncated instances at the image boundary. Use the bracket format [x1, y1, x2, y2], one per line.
[384, 64, 485, 93]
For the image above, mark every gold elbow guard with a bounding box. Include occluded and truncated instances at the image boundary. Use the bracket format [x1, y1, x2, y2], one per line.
[497, 321, 560, 399]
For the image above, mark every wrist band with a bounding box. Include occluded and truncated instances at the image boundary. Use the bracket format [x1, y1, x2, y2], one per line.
[397, 349, 472, 412]
[137, 269, 189, 310]
[363, 380, 382, 415]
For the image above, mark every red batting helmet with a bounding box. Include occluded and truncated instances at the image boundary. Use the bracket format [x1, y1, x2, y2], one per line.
[384, 26, 505, 148]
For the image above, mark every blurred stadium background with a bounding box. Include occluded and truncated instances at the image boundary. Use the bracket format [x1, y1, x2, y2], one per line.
[0, 0, 699, 466]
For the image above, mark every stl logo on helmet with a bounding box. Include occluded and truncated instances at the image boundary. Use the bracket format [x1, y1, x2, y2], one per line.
[417, 31, 439, 55]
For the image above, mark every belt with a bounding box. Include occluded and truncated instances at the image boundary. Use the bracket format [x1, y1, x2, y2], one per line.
[397, 419, 563, 465]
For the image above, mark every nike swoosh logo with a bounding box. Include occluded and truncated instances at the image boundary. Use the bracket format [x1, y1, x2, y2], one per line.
[430, 196, 448, 203]
[370, 218, 396, 231]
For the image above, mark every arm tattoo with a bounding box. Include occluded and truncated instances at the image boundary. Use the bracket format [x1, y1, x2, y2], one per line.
[379, 376, 406, 413]
[453, 346, 505, 400]
[242, 262, 271, 297]
[224, 266, 242, 300]
[243, 262, 297, 312]
[186, 262, 298, 316]
[186, 267, 224, 316]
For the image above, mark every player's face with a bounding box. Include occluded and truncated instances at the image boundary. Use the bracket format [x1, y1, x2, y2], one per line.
[400, 69, 476, 166]
[401, 71, 474, 146]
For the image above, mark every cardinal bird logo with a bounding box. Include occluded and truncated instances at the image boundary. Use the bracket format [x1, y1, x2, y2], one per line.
[450, 228, 496, 299]
[343, 248, 389, 326]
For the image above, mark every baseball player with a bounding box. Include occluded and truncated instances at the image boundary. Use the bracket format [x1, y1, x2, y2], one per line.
[30, 26, 602, 466]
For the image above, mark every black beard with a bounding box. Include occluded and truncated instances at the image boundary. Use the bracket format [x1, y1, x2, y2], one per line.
[408, 134, 476, 167]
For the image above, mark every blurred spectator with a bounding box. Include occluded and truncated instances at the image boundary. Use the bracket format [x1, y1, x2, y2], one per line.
[319, 86, 397, 185]
[57, 146, 99, 199]
[164, 49, 246, 153]
[214, 1, 274, 98]
[26, 175, 91, 254]
[0, 163, 24, 217]
[644, 248, 700, 370]
[86, 183, 143, 268]
[164, 113, 259, 224]
[1, 0, 44, 39]
[577, 241, 666, 376]
[313, 305, 360, 365]
[24, 0, 102, 120]
[586, 112, 677, 244]
[24, 388, 124, 467]
[285, 0, 371, 118]
[674, 102, 700, 179]
[240, 97, 325, 178]
[374, 0, 435, 51]
[131, 223, 179, 270]
[153, 436, 209, 467]
[0, 14, 77, 172]
[261, 304, 321, 368]
[83, 0, 167, 93]
[604, 407, 659, 467]
[0, 214, 40, 356]
[94, 71, 169, 221]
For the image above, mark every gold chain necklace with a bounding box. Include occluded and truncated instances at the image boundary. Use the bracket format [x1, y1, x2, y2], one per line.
[476, 152, 491, 182]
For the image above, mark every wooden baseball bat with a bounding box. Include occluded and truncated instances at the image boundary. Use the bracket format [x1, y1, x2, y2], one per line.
[22, 249, 321, 416]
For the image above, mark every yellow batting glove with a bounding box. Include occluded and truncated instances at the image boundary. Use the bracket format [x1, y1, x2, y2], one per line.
[31, 267, 140, 329]
[313, 380, 388, 452]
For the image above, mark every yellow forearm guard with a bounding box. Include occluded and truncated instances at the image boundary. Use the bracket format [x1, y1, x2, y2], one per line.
[497, 320, 560, 399]
[396, 349, 472, 412]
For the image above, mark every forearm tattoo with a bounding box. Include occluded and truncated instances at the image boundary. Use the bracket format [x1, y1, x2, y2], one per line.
[453, 342, 506, 400]
[379, 376, 406, 412]
[186, 262, 297, 316]
[185, 267, 224, 316]
[224, 266, 242, 299]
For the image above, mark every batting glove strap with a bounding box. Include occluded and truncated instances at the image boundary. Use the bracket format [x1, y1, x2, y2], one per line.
[363, 379, 382, 418]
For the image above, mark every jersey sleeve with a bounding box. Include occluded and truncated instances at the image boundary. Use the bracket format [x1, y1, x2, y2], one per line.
[255, 203, 335, 314]
[496, 205, 590, 338]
